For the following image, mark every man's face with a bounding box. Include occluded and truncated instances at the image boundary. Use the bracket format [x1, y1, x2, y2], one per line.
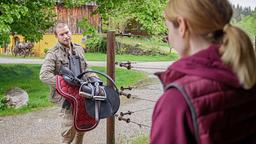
[55, 26, 71, 47]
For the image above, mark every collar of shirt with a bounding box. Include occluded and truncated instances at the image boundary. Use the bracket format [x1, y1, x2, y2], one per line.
[57, 42, 71, 54]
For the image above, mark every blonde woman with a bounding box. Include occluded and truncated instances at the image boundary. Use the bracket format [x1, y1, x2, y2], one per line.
[151, 0, 256, 144]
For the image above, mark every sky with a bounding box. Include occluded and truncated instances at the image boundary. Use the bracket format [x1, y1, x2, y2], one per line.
[229, 0, 256, 9]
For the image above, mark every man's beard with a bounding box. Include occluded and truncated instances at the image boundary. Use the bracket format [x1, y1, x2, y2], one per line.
[59, 40, 71, 48]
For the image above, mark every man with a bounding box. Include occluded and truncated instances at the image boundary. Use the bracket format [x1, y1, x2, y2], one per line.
[40, 22, 91, 144]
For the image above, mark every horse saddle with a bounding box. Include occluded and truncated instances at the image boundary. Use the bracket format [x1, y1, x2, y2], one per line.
[56, 67, 120, 132]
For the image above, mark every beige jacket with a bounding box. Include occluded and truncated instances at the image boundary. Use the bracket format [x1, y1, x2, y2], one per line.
[39, 42, 88, 104]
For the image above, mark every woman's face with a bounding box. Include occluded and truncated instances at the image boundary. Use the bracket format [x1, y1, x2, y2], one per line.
[165, 20, 187, 57]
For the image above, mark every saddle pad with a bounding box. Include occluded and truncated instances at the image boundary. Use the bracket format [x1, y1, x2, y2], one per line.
[56, 75, 97, 132]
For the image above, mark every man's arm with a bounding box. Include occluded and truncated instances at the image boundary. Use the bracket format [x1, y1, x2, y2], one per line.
[39, 52, 57, 87]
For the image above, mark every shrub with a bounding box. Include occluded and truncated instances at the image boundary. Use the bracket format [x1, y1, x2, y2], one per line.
[85, 35, 107, 53]
[44, 48, 49, 54]
[115, 36, 170, 56]
[0, 97, 8, 110]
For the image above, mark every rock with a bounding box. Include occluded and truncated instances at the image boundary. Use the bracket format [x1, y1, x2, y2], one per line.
[5, 87, 29, 109]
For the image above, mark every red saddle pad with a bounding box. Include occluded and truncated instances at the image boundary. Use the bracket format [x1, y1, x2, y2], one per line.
[56, 75, 97, 132]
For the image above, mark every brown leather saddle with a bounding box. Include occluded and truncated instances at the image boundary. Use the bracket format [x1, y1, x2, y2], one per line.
[56, 67, 120, 132]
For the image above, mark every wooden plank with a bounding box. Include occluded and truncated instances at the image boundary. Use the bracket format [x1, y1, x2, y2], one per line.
[49, 5, 100, 34]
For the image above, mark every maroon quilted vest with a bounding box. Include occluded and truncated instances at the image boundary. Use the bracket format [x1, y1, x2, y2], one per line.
[165, 74, 256, 144]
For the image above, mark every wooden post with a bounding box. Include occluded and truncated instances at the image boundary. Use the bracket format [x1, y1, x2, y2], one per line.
[106, 30, 116, 144]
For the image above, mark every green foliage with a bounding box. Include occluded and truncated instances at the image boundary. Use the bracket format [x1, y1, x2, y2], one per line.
[235, 11, 256, 38]
[10, 0, 56, 42]
[0, 3, 27, 46]
[0, 32, 10, 47]
[0, 3, 28, 33]
[0, 97, 8, 110]
[130, 0, 167, 35]
[97, 1, 136, 33]
[85, 35, 107, 53]
[0, 0, 56, 43]
[44, 48, 49, 54]
[57, 0, 95, 8]
[78, 17, 98, 37]
[99, 0, 167, 36]
[78, 17, 107, 53]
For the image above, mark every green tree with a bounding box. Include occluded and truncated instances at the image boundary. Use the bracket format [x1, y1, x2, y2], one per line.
[0, 2, 28, 46]
[129, 0, 167, 35]
[95, 0, 167, 36]
[0, 0, 56, 46]
[236, 11, 256, 38]
[10, 0, 56, 42]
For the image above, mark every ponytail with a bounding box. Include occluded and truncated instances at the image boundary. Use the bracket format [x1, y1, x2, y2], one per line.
[220, 25, 256, 89]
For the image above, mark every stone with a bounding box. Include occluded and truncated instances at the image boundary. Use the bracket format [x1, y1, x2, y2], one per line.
[5, 87, 29, 109]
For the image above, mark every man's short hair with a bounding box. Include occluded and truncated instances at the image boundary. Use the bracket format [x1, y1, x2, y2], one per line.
[54, 22, 69, 35]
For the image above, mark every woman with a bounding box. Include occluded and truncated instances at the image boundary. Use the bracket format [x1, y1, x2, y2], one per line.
[150, 0, 256, 144]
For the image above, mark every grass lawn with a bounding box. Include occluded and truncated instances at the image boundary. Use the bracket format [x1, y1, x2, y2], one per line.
[85, 52, 178, 62]
[0, 64, 146, 116]
[131, 135, 149, 144]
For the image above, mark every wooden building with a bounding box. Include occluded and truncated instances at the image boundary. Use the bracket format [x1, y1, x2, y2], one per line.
[52, 3, 100, 34]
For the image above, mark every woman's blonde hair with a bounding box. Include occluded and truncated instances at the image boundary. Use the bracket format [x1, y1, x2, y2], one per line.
[165, 0, 256, 89]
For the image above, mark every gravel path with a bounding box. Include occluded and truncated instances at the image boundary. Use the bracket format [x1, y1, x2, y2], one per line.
[0, 57, 171, 144]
